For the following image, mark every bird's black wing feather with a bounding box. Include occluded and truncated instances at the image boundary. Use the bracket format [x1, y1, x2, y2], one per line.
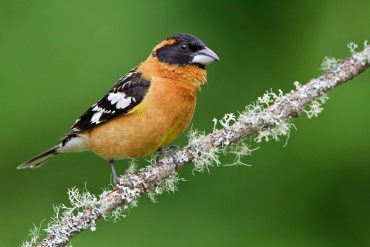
[63, 68, 150, 140]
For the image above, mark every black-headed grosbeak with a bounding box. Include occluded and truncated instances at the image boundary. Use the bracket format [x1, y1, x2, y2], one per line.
[18, 33, 219, 180]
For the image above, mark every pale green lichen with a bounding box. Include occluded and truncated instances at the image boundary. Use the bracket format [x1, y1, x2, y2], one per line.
[20, 224, 41, 247]
[148, 172, 185, 203]
[188, 129, 222, 174]
[224, 142, 256, 166]
[348, 42, 358, 54]
[321, 56, 340, 71]
[304, 94, 328, 119]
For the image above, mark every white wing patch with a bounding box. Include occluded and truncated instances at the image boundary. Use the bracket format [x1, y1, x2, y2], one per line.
[91, 111, 103, 124]
[92, 105, 115, 114]
[87, 92, 134, 125]
[89, 105, 116, 124]
[66, 68, 149, 135]
[107, 92, 134, 109]
[117, 71, 134, 83]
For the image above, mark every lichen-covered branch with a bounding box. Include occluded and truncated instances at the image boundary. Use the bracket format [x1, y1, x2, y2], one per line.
[25, 44, 370, 247]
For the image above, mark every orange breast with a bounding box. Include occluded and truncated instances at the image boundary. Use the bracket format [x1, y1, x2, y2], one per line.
[83, 77, 197, 160]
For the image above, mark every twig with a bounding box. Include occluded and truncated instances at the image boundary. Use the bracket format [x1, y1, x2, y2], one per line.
[27, 44, 370, 247]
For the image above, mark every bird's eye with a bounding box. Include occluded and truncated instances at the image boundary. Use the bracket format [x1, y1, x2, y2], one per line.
[179, 42, 189, 51]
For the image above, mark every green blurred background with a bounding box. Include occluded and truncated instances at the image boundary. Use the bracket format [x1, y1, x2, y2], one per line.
[1, 0, 370, 246]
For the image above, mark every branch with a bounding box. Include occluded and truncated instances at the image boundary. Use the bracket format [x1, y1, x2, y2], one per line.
[25, 44, 370, 247]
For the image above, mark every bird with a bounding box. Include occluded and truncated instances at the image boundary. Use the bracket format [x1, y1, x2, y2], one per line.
[17, 33, 219, 181]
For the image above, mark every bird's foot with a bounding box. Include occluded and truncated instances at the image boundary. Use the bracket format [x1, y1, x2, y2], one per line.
[155, 145, 180, 163]
[109, 160, 120, 185]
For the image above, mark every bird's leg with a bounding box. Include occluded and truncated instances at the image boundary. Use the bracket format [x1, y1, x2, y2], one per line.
[109, 159, 119, 184]
[155, 145, 180, 164]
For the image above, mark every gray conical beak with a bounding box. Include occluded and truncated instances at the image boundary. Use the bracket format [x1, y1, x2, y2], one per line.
[192, 47, 220, 65]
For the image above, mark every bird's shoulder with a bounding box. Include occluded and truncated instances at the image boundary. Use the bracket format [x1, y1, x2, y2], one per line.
[63, 67, 150, 139]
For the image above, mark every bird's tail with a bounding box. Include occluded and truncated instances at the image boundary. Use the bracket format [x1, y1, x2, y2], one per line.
[17, 145, 60, 169]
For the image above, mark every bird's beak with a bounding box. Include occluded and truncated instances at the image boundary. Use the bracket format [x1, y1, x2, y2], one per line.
[192, 47, 220, 65]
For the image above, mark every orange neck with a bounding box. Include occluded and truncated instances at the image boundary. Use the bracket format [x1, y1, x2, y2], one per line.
[137, 55, 207, 92]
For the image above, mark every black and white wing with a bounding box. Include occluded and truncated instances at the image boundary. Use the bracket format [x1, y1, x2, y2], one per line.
[18, 68, 150, 169]
[65, 68, 150, 138]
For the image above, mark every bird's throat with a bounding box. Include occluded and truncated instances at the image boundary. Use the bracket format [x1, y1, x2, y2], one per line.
[138, 56, 207, 92]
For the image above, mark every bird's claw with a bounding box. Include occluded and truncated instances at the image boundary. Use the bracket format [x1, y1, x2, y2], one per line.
[155, 145, 180, 163]
[109, 160, 121, 185]
[112, 175, 120, 185]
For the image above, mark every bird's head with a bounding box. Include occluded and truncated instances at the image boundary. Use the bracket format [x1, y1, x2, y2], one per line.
[152, 33, 219, 69]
